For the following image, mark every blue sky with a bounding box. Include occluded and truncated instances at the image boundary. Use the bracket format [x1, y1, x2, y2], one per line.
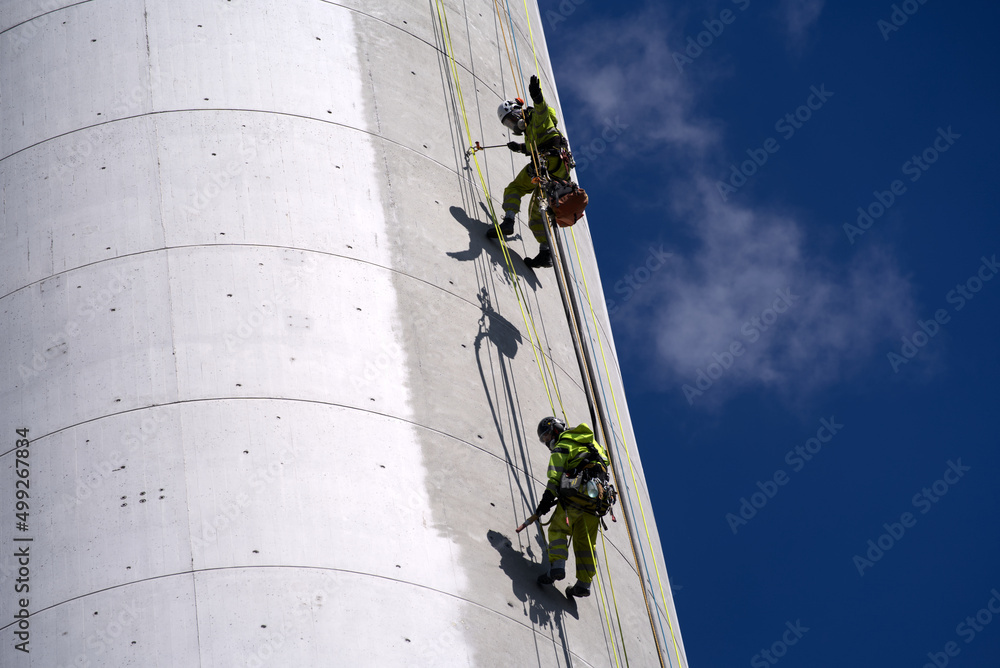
[539, 1, 999, 665]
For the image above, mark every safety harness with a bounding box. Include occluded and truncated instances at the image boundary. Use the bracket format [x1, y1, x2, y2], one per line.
[530, 134, 588, 229]
[558, 434, 618, 519]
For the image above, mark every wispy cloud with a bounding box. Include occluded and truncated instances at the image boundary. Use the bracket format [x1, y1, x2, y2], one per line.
[556, 8, 718, 162]
[621, 177, 915, 403]
[781, 0, 825, 48]
[553, 7, 916, 405]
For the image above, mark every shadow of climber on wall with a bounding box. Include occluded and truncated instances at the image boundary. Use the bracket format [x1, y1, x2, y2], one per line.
[474, 287, 522, 360]
[474, 288, 538, 516]
[447, 205, 541, 289]
[487, 529, 579, 659]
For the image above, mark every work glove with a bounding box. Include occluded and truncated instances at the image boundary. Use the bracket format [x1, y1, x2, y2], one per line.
[507, 141, 526, 153]
[534, 489, 557, 517]
[529, 75, 543, 105]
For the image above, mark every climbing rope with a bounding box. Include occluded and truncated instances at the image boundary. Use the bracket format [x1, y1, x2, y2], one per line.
[480, 3, 639, 663]
[502, 3, 686, 667]
[433, 0, 566, 423]
[437, 2, 684, 666]
[567, 226, 685, 665]
[490, 3, 649, 665]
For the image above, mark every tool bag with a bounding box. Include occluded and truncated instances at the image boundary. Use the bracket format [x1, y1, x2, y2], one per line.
[546, 179, 588, 228]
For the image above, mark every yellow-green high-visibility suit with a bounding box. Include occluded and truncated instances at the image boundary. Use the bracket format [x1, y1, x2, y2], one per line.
[535, 423, 609, 584]
[502, 94, 570, 245]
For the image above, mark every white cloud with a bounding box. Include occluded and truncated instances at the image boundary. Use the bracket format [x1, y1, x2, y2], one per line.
[621, 177, 915, 404]
[555, 9, 718, 160]
[551, 8, 916, 405]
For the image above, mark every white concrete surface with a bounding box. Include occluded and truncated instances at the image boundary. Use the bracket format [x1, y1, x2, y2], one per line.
[1, 1, 687, 665]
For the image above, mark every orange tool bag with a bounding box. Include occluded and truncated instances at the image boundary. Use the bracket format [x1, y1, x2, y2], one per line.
[546, 179, 588, 227]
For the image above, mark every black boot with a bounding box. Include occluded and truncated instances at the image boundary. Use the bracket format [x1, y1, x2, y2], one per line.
[536, 567, 565, 586]
[486, 214, 516, 239]
[566, 582, 591, 598]
[525, 244, 552, 268]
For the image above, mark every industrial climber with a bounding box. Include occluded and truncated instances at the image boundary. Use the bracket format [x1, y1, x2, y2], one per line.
[488, 74, 571, 269]
[516, 417, 615, 600]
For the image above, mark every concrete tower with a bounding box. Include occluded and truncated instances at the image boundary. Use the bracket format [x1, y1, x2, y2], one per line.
[1, 1, 687, 665]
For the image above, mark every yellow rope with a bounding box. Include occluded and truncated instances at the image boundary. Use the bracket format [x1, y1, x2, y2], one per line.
[568, 227, 684, 664]
[499, 2, 671, 664]
[439, 3, 680, 665]
[590, 548, 625, 668]
[520, 0, 542, 77]
[508, 1, 683, 664]
[485, 4, 634, 663]
[548, 223, 637, 663]
[598, 528, 630, 667]
[433, 0, 564, 421]
[492, 0, 523, 102]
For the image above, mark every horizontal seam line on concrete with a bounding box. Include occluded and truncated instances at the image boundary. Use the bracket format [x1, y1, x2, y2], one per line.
[320, 0, 543, 103]
[0, 0, 545, 107]
[1, 240, 583, 388]
[0, 0, 93, 37]
[0, 395, 548, 496]
[1, 107, 455, 170]
[0, 242, 583, 395]
[0, 395, 638, 566]
[0, 563, 597, 664]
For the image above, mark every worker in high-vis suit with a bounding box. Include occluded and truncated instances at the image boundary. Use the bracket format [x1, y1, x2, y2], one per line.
[488, 74, 571, 269]
[516, 417, 612, 599]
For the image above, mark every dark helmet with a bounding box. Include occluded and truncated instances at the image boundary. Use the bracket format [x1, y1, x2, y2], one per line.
[537, 417, 566, 446]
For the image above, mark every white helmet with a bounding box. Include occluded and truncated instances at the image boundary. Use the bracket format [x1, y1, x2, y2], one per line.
[497, 99, 525, 134]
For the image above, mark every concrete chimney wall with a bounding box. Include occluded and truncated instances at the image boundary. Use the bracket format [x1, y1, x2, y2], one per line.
[0, 1, 687, 665]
